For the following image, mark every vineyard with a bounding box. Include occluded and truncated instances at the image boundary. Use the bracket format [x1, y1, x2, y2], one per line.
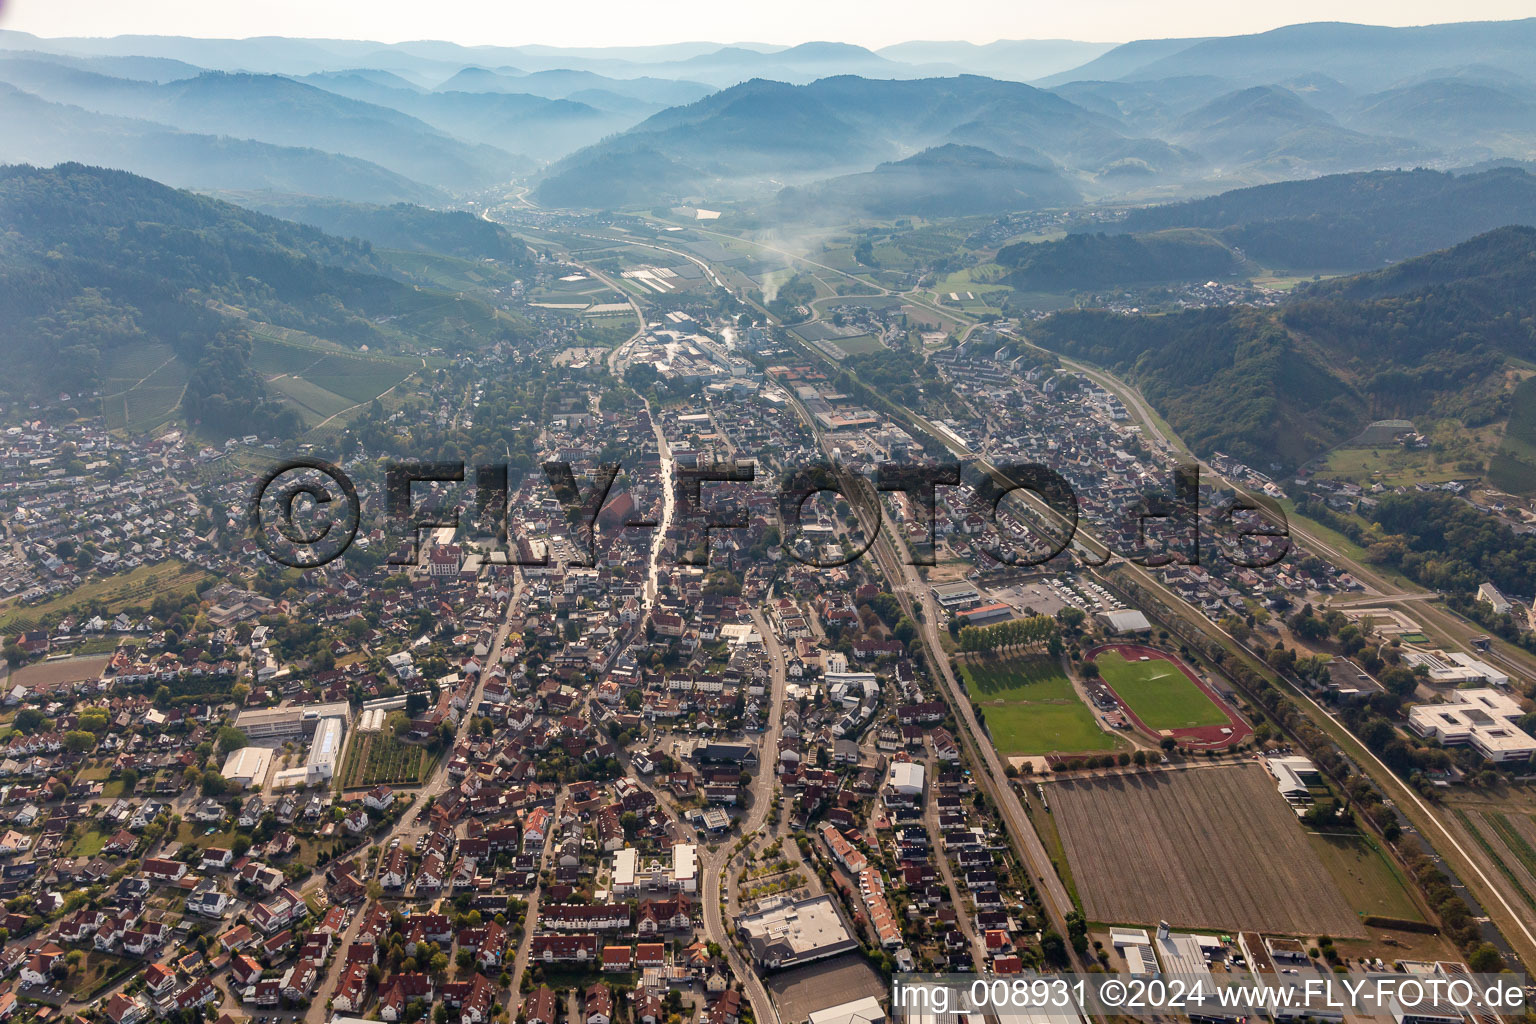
[339, 731, 432, 789]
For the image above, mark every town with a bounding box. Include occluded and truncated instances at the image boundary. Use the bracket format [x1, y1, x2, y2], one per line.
[3, 202, 1536, 1024]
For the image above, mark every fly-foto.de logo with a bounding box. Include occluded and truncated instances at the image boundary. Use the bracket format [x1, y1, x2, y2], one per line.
[249, 458, 1290, 571]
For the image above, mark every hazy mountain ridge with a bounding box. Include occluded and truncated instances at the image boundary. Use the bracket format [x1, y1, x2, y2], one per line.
[0, 82, 445, 204]
[534, 75, 1185, 208]
[0, 58, 524, 190]
[1118, 166, 1536, 269]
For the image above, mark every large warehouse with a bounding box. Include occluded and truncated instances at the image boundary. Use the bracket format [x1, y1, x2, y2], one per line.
[221, 746, 273, 790]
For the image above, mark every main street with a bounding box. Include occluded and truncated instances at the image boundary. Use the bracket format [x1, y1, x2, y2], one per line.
[696, 608, 788, 1024]
[302, 565, 526, 1024]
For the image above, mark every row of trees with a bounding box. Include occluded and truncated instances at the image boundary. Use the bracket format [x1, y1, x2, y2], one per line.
[957, 614, 1060, 655]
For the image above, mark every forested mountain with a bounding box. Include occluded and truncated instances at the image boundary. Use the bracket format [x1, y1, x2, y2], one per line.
[229, 197, 535, 268]
[996, 229, 1239, 290]
[0, 163, 530, 435]
[0, 83, 443, 204]
[1117, 167, 1536, 270]
[772, 144, 1079, 220]
[1031, 226, 1536, 469]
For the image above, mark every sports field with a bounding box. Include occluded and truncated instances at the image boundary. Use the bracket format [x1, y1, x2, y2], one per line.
[1093, 648, 1228, 731]
[959, 655, 1123, 756]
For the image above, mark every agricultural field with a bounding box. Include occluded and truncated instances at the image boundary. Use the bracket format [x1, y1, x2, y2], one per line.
[340, 730, 432, 789]
[1048, 763, 1366, 936]
[10, 654, 111, 690]
[959, 654, 1123, 756]
[1319, 446, 1469, 489]
[830, 333, 884, 355]
[1093, 649, 1228, 731]
[1448, 804, 1536, 914]
[1305, 831, 1424, 922]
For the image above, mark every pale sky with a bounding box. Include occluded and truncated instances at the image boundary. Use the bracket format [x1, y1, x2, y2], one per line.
[0, 0, 1529, 49]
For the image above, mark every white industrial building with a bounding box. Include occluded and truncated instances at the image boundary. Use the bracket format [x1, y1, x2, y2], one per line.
[272, 715, 346, 788]
[610, 843, 698, 896]
[884, 761, 925, 806]
[1409, 689, 1536, 763]
[1153, 920, 1210, 975]
[1265, 755, 1322, 803]
[235, 701, 350, 740]
[931, 580, 979, 609]
[737, 895, 857, 969]
[1097, 609, 1152, 635]
[221, 746, 273, 790]
[1111, 927, 1157, 976]
[807, 997, 884, 1024]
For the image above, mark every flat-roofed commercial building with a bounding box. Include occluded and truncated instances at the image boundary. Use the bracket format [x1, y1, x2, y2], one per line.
[235, 701, 350, 741]
[221, 746, 273, 790]
[1408, 688, 1536, 763]
[932, 581, 980, 610]
[737, 895, 856, 969]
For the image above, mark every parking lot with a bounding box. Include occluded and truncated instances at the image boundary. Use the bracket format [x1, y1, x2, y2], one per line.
[983, 574, 1128, 620]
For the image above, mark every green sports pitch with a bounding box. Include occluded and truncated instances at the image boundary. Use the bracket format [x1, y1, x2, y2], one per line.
[1093, 649, 1228, 731]
[959, 655, 1124, 756]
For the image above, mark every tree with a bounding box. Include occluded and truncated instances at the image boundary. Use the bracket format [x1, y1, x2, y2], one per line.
[216, 727, 249, 756]
[77, 708, 110, 733]
[201, 771, 228, 797]
[2, 642, 24, 667]
[63, 730, 96, 754]
[1467, 943, 1503, 973]
[13, 708, 48, 734]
